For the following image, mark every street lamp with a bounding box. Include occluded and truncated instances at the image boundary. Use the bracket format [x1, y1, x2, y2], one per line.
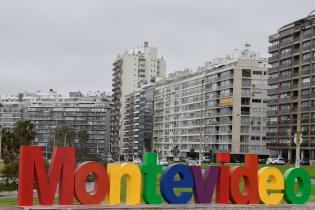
[199, 79, 205, 166]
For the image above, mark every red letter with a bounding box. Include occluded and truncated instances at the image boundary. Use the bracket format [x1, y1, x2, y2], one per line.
[18, 146, 75, 206]
[229, 154, 258, 204]
[215, 152, 230, 204]
[75, 161, 109, 204]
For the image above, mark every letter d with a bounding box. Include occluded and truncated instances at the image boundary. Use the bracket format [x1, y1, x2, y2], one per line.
[229, 154, 258, 204]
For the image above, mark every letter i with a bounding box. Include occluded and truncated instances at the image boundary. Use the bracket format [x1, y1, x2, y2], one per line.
[215, 152, 230, 204]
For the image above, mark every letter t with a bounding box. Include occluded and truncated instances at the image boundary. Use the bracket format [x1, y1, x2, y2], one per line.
[139, 152, 163, 204]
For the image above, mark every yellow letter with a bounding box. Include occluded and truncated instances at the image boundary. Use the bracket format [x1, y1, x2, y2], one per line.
[258, 167, 284, 204]
[106, 163, 141, 205]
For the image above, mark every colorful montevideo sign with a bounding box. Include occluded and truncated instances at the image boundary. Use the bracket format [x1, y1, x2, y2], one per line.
[17, 146, 312, 206]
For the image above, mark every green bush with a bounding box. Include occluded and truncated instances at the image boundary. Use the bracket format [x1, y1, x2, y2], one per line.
[0, 161, 18, 191]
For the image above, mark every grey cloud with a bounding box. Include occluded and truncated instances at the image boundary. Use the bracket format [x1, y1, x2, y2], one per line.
[0, 0, 314, 94]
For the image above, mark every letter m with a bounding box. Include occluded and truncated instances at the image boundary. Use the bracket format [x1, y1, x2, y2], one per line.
[18, 146, 75, 206]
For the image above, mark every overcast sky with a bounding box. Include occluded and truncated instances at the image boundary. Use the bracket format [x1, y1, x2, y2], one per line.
[0, 0, 314, 95]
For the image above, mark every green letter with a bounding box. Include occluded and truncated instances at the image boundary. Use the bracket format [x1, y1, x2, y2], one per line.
[139, 152, 163, 204]
[283, 168, 311, 204]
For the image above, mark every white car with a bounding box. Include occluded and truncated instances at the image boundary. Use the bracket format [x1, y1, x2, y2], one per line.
[266, 157, 285, 165]
[159, 159, 168, 166]
[133, 158, 142, 164]
[202, 156, 211, 163]
[187, 159, 199, 166]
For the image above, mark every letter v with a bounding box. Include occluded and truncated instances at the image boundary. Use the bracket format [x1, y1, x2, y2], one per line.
[189, 166, 219, 204]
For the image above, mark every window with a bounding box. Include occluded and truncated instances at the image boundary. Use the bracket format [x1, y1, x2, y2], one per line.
[281, 48, 291, 54]
[242, 88, 251, 96]
[303, 41, 311, 48]
[253, 71, 262, 75]
[302, 77, 310, 84]
[281, 59, 291, 65]
[242, 69, 251, 77]
[242, 79, 251, 87]
[280, 82, 290, 88]
[270, 73, 278, 79]
[252, 99, 261, 103]
[302, 65, 310, 71]
[302, 53, 311, 60]
[241, 98, 250, 105]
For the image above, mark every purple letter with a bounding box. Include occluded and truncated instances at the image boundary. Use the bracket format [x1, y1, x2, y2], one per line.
[189, 166, 219, 203]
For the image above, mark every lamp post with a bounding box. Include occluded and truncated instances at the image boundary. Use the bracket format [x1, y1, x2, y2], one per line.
[199, 79, 205, 166]
[64, 131, 70, 147]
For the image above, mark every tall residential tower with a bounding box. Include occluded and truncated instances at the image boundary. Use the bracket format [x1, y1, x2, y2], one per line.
[111, 42, 166, 159]
[266, 12, 315, 162]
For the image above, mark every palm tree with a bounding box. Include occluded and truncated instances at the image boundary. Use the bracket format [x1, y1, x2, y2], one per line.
[14, 120, 36, 146]
[54, 125, 75, 146]
[171, 145, 180, 158]
[1, 128, 19, 164]
[77, 129, 89, 160]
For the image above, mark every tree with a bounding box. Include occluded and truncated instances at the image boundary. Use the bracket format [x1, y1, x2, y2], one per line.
[77, 129, 89, 161]
[188, 148, 197, 159]
[14, 120, 36, 146]
[171, 145, 180, 158]
[54, 125, 75, 146]
[1, 129, 19, 164]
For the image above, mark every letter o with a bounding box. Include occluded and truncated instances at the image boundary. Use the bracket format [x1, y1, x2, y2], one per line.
[74, 161, 109, 204]
[283, 168, 311, 204]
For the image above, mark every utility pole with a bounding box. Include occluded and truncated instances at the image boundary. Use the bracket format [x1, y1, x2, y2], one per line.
[295, 25, 305, 168]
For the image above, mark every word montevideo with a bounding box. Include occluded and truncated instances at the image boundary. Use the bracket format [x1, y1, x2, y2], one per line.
[18, 146, 311, 206]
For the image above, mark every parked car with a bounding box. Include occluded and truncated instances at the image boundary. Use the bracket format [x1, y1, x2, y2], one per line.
[133, 158, 142, 164]
[173, 157, 180, 163]
[202, 156, 211, 163]
[267, 157, 285, 165]
[187, 159, 199, 166]
[300, 159, 310, 165]
[159, 159, 168, 166]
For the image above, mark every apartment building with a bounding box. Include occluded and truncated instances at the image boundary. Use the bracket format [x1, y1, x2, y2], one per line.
[0, 95, 26, 129]
[111, 42, 166, 160]
[153, 45, 269, 161]
[267, 12, 315, 162]
[0, 90, 111, 158]
[122, 84, 155, 160]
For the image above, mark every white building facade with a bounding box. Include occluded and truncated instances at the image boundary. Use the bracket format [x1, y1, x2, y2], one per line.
[153, 45, 270, 161]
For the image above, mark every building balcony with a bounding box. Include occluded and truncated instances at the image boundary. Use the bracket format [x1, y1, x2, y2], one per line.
[279, 63, 292, 70]
[278, 74, 291, 82]
[267, 110, 277, 116]
[268, 66, 279, 73]
[279, 40, 293, 48]
[268, 45, 279, 53]
[268, 77, 278, 84]
[269, 34, 279, 42]
[267, 99, 277, 106]
[267, 89, 278, 95]
[279, 28, 293, 37]
[268, 55, 279, 62]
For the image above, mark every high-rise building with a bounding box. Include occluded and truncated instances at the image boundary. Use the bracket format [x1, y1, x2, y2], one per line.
[0, 90, 111, 158]
[153, 45, 269, 161]
[266, 12, 315, 162]
[111, 42, 166, 160]
[122, 84, 155, 160]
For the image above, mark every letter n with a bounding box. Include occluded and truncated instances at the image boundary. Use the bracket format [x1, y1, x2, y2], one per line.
[17, 146, 75, 206]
